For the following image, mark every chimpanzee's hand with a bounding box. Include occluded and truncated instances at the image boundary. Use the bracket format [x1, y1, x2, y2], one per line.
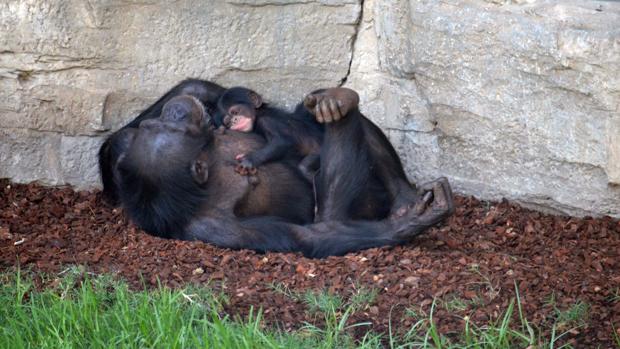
[304, 88, 360, 124]
[234, 154, 258, 176]
[215, 125, 227, 135]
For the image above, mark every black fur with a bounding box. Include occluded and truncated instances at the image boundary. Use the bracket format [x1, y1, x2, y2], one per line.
[99, 79, 226, 205]
[102, 83, 455, 258]
[125, 79, 224, 129]
[117, 162, 207, 239]
[217, 87, 324, 174]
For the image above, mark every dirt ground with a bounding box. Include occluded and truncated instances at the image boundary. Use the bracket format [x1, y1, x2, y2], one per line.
[1, 179, 619, 346]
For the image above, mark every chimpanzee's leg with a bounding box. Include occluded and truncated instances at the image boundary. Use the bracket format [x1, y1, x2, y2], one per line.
[360, 118, 419, 217]
[314, 108, 373, 222]
[305, 88, 420, 220]
[184, 178, 454, 258]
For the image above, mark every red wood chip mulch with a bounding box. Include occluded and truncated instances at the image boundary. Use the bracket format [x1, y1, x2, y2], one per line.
[0, 179, 618, 346]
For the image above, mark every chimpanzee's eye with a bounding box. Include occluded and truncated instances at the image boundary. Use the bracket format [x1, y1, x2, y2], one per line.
[223, 115, 232, 127]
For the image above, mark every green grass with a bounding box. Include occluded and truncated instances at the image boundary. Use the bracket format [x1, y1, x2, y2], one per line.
[269, 282, 380, 347]
[0, 269, 616, 348]
[608, 288, 620, 303]
[0, 268, 311, 349]
[439, 294, 485, 313]
[613, 323, 620, 348]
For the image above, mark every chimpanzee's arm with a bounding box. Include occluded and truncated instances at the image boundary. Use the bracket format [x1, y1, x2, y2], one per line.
[243, 137, 292, 167]
[237, 118, 294, 172]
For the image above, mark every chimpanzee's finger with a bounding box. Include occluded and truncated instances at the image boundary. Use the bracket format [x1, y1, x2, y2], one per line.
[315, 104, 324, 123]
[328, 98, 342, 121]
[235, 165, 245, 175]
[413, 190, 434, 215]
[337, 100, 347, 118]
[416, 181, 434, 195]
[423, 191, 433, 204]
[437, 177, 455, 215]
[431, 182, 447, 209]
[304, 94, 318, 110]
[320, 100, 333, 123]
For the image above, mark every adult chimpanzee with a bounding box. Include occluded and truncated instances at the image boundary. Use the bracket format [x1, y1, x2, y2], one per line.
[104, 82, 455, 258]
[98, 79, 226, 205]
[216, 87, 324, 180]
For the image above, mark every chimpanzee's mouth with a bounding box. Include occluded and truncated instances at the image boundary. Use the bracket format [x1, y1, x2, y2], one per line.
[230, 117, 252, 132]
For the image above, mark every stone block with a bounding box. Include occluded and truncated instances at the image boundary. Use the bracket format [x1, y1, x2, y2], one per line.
[346, 0, 620, 217]
[0, 129, 63, 185]
[60, 135, 105, 189]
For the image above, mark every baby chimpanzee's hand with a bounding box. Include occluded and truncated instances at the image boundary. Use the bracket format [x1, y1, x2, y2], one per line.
[234, 154, 257, 176]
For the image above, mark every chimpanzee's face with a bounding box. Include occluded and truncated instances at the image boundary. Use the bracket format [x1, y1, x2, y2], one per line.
[217, 87, 263, 133]
[122, 95, 212, 179]
[223, 103, 256, 133]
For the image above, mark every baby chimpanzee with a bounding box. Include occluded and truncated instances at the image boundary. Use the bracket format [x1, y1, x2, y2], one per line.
[216, 86, 325, 180]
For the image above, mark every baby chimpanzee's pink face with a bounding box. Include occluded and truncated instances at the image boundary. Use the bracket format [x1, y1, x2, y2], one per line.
[224, 104, 255, 132]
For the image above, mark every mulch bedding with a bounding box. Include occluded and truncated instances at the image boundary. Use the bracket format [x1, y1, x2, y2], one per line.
[0, 179, 619, 346]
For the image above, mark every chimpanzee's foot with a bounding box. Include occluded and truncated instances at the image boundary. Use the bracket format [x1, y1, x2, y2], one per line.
[390, 191, 422, 219]
[304, 88, 360, 124]
[390, 178, 455, 219]
[390, 196, 428, 220]
[392, 177, 455, 241]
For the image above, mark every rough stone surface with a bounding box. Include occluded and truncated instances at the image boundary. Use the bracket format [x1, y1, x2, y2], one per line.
[59, 136, 104, 188]
[0, 0, 618, 217]
[346, 0, 620, 217]
[0, 0, 359, 187]
[0, 128, 63, 185]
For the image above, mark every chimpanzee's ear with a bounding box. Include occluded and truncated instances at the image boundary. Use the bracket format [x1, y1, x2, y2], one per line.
[248, 90, 263, 108]
[190, 159, 209, 186]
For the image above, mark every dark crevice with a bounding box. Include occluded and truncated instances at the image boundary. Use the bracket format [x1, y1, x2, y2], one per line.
[339, 0, 365, 87]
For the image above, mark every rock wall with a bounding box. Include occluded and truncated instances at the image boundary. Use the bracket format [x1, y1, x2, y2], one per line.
[346, 0, 620, 217]
[0, 0, 359, 185]
[0, 0, 618, 217]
